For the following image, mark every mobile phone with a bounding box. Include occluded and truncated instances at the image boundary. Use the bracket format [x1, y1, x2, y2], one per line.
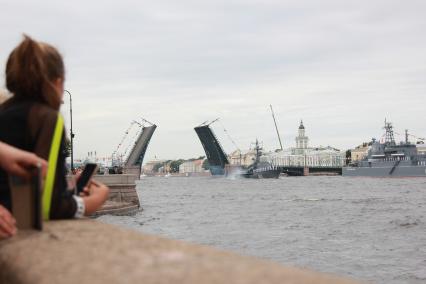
[9, 165, 42, 230]
[76, 163, 98, 194]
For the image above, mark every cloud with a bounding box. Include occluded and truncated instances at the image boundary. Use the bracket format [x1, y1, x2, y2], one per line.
[1, 0, 426, 161]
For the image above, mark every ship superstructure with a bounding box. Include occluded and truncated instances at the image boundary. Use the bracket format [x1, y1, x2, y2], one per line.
[343, 120, 426, 177]
[194, 119, 280, 178]
[241, 140, 281, 179]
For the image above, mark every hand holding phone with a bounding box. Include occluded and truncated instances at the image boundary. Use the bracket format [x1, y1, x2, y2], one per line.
[76, 163, 98, 194]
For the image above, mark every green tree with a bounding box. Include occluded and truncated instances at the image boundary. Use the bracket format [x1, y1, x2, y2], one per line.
[152, 163, 163, 172]
[202, 159, 210, 170]
[170, 159, 185, 173]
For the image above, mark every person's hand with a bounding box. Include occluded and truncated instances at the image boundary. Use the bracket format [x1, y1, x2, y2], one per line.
[81, 179, 109, 216]
[87, 179, 109, 199]
[0, 142, 48, 179]
[79, 186, 89, 197]
[0, 205, 17, 240]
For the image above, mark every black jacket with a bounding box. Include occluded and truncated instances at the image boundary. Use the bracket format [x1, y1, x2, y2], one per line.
[0, 98, 77, 219]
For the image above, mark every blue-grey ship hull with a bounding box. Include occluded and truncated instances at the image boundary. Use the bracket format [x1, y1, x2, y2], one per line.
[241, 168, 281, 179]
[343, 165, 426, 177]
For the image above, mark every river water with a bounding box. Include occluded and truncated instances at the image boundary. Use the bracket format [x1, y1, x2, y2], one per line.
[97, 176, 426, 283]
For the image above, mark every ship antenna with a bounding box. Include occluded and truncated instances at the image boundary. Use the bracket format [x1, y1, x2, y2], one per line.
[270, 105, 283, 150]
[383, 119, 396, 145]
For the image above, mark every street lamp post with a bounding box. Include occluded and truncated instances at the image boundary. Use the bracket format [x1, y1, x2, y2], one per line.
[64, 90, 75, 171]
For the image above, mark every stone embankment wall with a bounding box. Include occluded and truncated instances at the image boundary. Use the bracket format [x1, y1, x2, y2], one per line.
[94, 174, 139, 205]
[0, 220, 360, 284]
[93, 174, 140, 215]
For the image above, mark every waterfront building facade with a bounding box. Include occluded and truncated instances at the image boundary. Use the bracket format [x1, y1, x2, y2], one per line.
[179, 159, 204, 174]
[351, 144, 370, 162]
[142, 159, 167, 174]
[228, 149, 256, 167]
[264, 121, 345, 168]
[158, 161, 172, 174]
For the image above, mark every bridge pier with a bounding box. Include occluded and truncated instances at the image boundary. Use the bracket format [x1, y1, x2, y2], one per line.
[303, 167, 309, 176]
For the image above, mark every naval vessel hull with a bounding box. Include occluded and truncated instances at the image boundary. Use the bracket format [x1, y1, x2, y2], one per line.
[343, 165, 426, 177]
[241, 168, 281, 179]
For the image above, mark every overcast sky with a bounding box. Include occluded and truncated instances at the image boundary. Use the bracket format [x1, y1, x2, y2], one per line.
[1, 0, 425, 162]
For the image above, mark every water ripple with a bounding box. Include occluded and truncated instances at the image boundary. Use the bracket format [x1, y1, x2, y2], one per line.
[98, 176, 426, 284]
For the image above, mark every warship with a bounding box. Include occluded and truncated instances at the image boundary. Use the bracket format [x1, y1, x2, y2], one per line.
[241, 140, 281, 179]
[343, 121, 426, 177]
[194, 120, 280, 178]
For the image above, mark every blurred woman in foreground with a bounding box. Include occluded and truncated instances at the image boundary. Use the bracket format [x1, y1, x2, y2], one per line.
[0, 35, 109, 221]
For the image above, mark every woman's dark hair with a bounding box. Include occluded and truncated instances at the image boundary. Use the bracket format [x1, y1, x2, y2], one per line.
[5, 35, 64, 109]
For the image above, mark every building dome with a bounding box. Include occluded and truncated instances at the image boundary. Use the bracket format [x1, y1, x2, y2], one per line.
[299, 120, 305, 129]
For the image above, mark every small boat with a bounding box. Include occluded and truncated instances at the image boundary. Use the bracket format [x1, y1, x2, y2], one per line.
[194, 117, 281, 178]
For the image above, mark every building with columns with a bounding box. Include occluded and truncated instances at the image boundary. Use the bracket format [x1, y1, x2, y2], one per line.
[262, 120, 345, 168]
[228, 149, 256, 167]
[179, 159, 204, 174]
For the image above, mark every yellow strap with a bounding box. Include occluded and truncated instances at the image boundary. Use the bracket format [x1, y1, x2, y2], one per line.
[42, 114, 64, 220]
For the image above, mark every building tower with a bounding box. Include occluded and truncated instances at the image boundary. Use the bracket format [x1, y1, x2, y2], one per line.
[295, 120, 309, 154]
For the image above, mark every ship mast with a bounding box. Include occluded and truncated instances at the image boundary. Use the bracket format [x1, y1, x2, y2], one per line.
[253, 139, 262, 166]
[384, 119, 396, 146]
[270, 105, 283, 151]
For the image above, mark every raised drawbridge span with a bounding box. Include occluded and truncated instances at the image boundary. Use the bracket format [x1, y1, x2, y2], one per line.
[112, 118, 157, 169]
[194, 119, 229, 175]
